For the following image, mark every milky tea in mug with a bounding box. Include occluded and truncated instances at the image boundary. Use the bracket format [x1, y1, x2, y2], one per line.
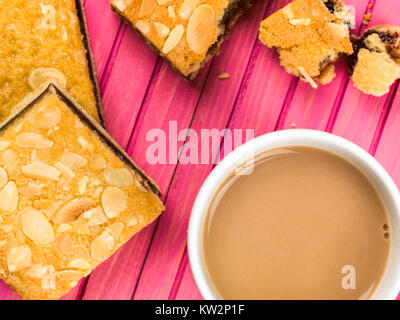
[202, 146, 390, 299]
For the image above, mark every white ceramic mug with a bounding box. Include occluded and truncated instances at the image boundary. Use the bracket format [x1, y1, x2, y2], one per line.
[187, 129, 400, 300]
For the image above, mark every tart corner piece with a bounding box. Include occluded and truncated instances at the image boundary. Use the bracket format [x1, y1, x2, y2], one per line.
[110, 0, 251, 80]
[258, 0, 354, 88]
[0, 83, 164, 300]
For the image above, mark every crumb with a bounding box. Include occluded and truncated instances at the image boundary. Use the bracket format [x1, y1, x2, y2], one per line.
[218, 72, 230, 79]
[289, 122, 297, 128]
[362, 13, 371, 26]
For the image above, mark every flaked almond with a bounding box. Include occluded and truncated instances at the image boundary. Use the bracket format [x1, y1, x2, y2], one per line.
[57, 270, 82, 282]
[40, 3, 56, 30]
[42, 273, 56, 290]
[282, 5, 294, 19]
[21, 208, 55, 246]
[104, 168, 133, 187]
[54, 197, 96, 224]
[7, 245, 32, 272]
[327, 22, 348, 39]
[1, 149, 18, 173]
[136, 20, 151, 35]
[127, 217, 138, 227]
[153, 22, 170, 38]
[57, 223, 72, 233]
[68, 259, 91, 270]
[83, 206, 108, 226]
[91, 230, 115, 261]
[19, 182, 43, 197]
[289, 18, 311, 26]
[34, 200, 60, 219]
[32, 106, 61, 129]
[0, 167, 7, 189]
[101, 187, 128, 219]
[61, 152, 88, 169]
[78, 176, 89, 194]
[112, 0, 127, 11]
[25, 264, 45, 279]
[77, 137, 94, 153]
[162, 24, 184, 54]
[28, 68, 66, 90]
[15, 133, 53, 149]
[139, 0, 154, 17]
[178, 0, 199, 19]
[0, 181, 18, 212]
[109, 222, 125, 239]
[157, 0, 171, 5]
[56, 234, 73, 255]
[92, 154, 106, 170]
[0, 141, 10, 151]
[22, 162, 61, 181]
[55, 162, 75, 181]
[187, 5, 216, 54]
[167, 5, 176, 18]
[298, 66, 318, 89]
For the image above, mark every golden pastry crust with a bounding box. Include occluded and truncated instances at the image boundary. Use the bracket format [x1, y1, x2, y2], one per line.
[0, 0, 103, 124]
[110, 0, 251, 79]
[346, 25, 400, 96]
[0, 84, 164, 300]
[259, 0, 354, 87]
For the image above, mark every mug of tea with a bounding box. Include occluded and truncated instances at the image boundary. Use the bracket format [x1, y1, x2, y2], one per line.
[188, 129, 400, 300]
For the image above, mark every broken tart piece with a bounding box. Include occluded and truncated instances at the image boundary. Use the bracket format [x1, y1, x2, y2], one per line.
[259, 0, 354, 88]
[110, 0, 251, 80]
[346, 25, 400, 96]
[0, 0, 103, 124]
[0, 84, 164, 300]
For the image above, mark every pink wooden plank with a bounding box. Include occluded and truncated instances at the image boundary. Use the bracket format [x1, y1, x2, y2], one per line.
[85, 0, 122, 80]
[135, 0, 298, 300]
[331, 0, 400, 150]
[282, 0, 370, 130]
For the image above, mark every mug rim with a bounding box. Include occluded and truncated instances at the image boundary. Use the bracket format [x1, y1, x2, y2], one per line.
[187, 129, 400, 300]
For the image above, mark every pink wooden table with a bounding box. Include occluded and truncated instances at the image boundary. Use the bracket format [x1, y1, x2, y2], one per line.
[1, 0, 400, 300]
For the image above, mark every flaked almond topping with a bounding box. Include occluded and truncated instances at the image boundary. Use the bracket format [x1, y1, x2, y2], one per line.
[54, 197, 96, 224]
[104, 168, 133, 187]
[157, 0, 171, 5]
[178, 0, 199, 19]
[109, 222, 125, 239]
[83, 206, 108, 226]
[28, 68, 66, 90]
[57, 223, 72, 233]
[25, 264, 46, 279]
[40, 3, 56, 30]
[57, 270, 82, 283]
[139, 0, 155, 17]
[112, 0, 127, 11]
[0, 141, 10, 151]
[92, 154, 106, 170]
[22, 162, 61, 181]
[34, 199, 60, 219]
[282, 5, 294, 19]
[77, 137, 95, 153]
[187, 5, 216, 54]
[101, 187, 128, 219]
[289, 18, 311, 26]
[127, 217, 138, 227]
[56, 234, 73, 255]
[91, 230, 115, 261]
[21, 208, 55, 246]
[15, 133, 53, 149]
[61, 152, 88, 169]
[78, 176, 89, 194]
[55, 162, 75, 181]
[1, 150, 18, 173]
[327, 22, 348, 39]
[0, 181, 18, 212]
[32, 106, 61, 129]
[298, 66, 318, 89]
[162, 24, 184, 54]
[136, 20, 151, 35]
[68, 259, 91, 270]
[42, 273, 56, 291]
[167, 5, 176, 18]
[153, 22, 170, 38]
[74, 51, 86, 65]
[0, 167, 7, 189]
[7, 245, 32, 272]
[19, 182, 43, 197]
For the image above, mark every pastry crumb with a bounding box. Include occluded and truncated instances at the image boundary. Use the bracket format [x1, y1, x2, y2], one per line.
[218, 72, 230, 79]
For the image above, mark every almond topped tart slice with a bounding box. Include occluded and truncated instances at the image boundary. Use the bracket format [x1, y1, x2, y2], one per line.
[345, 25, 400, 96]
[259, 0, 355, 88]
[110, 0, 251, 80]
[0, 84, 164, 300]
[0, 0, 103, 125]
